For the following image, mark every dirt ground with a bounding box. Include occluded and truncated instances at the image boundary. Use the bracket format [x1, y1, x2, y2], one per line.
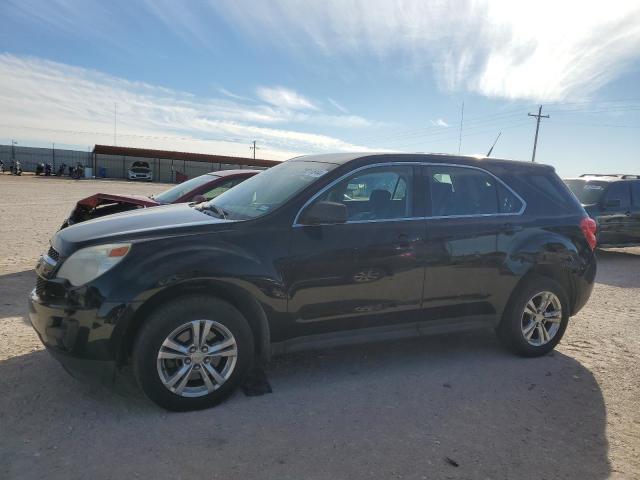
[0, 174, 638, 480]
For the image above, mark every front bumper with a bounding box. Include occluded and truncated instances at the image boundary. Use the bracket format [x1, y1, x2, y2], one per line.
[128, 172, 152, 181]
[28, 288, 123, 385]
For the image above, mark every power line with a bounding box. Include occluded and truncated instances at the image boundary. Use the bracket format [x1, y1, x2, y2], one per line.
[528, 105, 549, 162]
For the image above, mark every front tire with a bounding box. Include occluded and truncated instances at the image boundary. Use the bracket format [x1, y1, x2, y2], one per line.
[133, 295, 254, 411]
[497, 276, 570, 357]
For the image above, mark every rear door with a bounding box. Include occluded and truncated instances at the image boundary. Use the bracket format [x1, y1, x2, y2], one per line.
[422, 164, 525, 324]
[285, 163, 426, 337]
[630, 181, 640, 243]
[598, 182, 633, 245]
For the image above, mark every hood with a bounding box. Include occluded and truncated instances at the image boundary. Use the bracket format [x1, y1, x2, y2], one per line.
[77, 193, 158, 208]
[53, 203, 233, 255]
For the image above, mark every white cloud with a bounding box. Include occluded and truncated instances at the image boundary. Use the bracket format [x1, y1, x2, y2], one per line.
[212, 0, 640, 101]
[328, 97, 349, 114]
[218, 88, 254, 103]
[431, 118, 450, 128]
[0, 54, 378, 159]
[255, 86, 318, 111]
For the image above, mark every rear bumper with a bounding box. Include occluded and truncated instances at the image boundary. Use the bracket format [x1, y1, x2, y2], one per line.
[28, 288, 119, 385]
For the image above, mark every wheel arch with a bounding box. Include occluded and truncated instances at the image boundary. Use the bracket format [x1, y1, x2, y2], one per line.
[117, 280, 271, 368]
[504, 230, 586, 316]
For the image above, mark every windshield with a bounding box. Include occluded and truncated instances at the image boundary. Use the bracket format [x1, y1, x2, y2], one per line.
[155, 174, 218, 204]
[564, 179, 608, 205]
[206, 160, 336, 220]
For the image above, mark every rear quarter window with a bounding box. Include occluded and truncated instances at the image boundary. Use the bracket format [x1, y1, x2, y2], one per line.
[503, 170, 581, 215]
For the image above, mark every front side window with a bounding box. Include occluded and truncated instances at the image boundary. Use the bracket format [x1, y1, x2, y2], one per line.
[604, 182, 631, 208]
[302, 165, 414, 223]
[428, 166, 521, 216]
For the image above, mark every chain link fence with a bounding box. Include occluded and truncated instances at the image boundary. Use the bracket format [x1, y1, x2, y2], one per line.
[1, 145, 265, 183]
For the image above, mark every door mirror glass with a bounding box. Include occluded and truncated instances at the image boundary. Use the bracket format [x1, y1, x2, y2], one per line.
[300, 201, 347, 225]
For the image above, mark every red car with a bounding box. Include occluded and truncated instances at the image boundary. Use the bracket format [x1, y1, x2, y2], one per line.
[62, 169, 259, 228]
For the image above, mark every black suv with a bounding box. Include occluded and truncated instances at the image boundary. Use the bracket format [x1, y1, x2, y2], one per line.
[564, 174, 640, 247]
[30, 153, 596, 411]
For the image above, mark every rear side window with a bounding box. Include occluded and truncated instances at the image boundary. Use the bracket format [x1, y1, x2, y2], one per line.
[427, 166, 522, 216]
[633, 181, 640, 207]
[564, 179, 607, 205]
[604, 182, 631, 208]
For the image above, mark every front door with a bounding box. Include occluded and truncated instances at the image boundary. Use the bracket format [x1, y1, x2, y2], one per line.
[284, 164, 425, 339]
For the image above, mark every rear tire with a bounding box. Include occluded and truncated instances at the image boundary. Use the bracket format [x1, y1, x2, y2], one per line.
[496, 275, 570, 357]
[133, 295, 254, 411]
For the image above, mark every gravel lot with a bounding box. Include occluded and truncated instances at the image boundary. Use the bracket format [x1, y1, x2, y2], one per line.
[1, 174, 638, 479]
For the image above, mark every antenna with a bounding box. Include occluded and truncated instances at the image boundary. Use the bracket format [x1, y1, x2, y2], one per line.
[458, 101, 464, 154]
[486, 132, 502, 157]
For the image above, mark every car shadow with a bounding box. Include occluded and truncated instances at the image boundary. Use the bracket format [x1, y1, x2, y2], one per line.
[0, 269, 36, 321]
[0, 328, 610, 479]
[596, 248, 640, 288]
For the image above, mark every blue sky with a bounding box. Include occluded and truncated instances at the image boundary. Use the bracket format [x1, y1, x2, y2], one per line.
[1, 0, 639, 177]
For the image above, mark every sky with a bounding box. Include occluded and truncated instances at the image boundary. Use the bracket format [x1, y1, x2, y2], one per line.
[1, 0, 639, 177]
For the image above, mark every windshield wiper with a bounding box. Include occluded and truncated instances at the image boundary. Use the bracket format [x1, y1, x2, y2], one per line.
[195, 202, 229, 220]
[208, 204, 228, 220]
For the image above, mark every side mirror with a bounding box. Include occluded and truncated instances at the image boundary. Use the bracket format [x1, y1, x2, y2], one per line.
[300, 201, 347, 225]
[604, 198, 621, 208]
[192, 194, 207, 203]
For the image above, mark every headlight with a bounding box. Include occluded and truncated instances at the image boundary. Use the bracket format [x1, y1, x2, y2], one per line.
[56, 243, 131, 286]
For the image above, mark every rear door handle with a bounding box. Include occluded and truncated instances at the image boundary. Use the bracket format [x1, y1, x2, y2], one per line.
[502, 223, 523, 234]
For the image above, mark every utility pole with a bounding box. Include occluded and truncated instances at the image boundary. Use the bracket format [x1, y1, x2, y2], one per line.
[249, 140, 259, 159]
[528, 105, 549, 162]
[114, 102, 117, 146]
[458, 101, 464, 155]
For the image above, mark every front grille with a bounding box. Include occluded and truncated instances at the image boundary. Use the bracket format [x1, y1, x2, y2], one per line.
[36, 277, 47, 297]
[47, 246, 59, 262]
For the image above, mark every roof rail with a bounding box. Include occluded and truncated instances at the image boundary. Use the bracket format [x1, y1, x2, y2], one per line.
[579, 174, 640, 179]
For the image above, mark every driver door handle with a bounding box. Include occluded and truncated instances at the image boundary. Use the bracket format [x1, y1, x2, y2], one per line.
[395, 233, 410, 248]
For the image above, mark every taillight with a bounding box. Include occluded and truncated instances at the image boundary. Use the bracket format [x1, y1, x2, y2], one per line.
[580, 217, 597, 250]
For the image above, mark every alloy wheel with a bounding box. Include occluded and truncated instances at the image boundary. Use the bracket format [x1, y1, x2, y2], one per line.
[521, 291, 562, 346]
[156, 319, 238, 397]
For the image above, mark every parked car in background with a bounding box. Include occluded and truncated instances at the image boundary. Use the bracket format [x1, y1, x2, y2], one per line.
[128, 161, 153, 181]
[564, 174, 640, 247]
[61, 169, 258, 228]
[31, 153, 596, 411]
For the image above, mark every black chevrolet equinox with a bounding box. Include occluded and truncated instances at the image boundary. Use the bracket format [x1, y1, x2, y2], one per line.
[30, 153, 597, 411]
